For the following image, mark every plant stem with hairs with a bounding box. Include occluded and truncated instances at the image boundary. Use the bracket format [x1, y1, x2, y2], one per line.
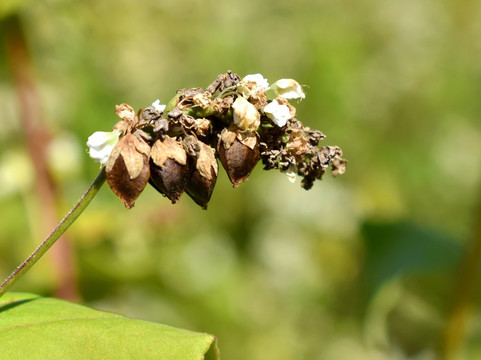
[0, 169, 106, 298]
[4, 13, 77, 299]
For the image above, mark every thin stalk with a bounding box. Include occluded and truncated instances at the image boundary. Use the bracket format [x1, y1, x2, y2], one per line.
[4, 13, 77, 299]
[0, 168, 106, 298]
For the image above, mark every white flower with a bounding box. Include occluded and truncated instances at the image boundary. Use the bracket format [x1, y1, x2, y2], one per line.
[86, 130, 121, 165]
[269, 79, 305, 100]
[237, 73, 269, 97]
[232, 96, 260, 131]
[242, 74, 269, 89]
[263, 100, 291, 127]
[152, 99, 166, 113]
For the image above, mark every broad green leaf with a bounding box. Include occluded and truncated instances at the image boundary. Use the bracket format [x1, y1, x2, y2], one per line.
[361, 221, 462, 302]
[0, 293, 219, 360]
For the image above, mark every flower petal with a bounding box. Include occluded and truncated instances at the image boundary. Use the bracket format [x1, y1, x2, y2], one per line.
[232, 97, 261, 131]
[152, 99, 166, 113]
[269, 79, 305, 100]
[242, 74, 269, 90]
[263, 100, 291, 127]
[86, 131, 121, 165]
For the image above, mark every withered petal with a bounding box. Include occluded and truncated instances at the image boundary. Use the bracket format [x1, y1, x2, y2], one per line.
[196, 142, 218, 181]
[118, 134, 150, 180]
[236, 131, 258, 150]
[220, 128, 237, 150]
[115, 103, 136, 122]
[151, 137, 187, 168]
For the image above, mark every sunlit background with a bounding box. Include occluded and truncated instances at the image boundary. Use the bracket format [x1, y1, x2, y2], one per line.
[1, 0, 481, 359]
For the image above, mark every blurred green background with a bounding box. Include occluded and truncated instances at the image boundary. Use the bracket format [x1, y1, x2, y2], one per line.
[1, 0, 481, 359]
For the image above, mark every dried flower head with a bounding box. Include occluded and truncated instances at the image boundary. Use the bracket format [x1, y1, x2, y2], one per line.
[105, 133, 150, 209]
[149, 136, 191, 204]
[86, 71, 346, 209]
[185, 140, 218, 209]
[218, 128, 260, 187]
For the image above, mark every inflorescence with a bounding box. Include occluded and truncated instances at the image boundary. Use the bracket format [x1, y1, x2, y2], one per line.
[86, 71, 347, 209]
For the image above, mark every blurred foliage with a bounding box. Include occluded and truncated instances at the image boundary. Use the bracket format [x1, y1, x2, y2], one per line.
[1, 0, 481, 359]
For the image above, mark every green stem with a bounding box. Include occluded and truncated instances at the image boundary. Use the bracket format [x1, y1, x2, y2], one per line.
[163, 93, 182, 115]
[0, 168, 106, 298]
[214, 85, 237, 99]
[184, 106, 217, 118]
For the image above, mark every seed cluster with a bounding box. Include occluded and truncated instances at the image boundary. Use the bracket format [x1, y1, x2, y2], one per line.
[92, 71, 347, 209]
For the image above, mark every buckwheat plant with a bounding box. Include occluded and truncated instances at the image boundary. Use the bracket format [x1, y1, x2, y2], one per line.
[0, 71, 346, 296]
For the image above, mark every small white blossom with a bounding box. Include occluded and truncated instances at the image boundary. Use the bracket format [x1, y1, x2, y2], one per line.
[269, 79, 305, 100]
[263, 100, 291, 127]
[87, 130, 121, 165]
[285, 163, 298, 183]
[152, 99, 166, 113]
[242, 74, 269, 89]
[237, 73, 269, 97]
[232, 96, 261, 131]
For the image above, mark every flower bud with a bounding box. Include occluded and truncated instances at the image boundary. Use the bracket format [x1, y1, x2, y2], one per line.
[232, 96, 260, 131]
[149, 136, 191, 204]
[242, 74, 269, 89]
[237, 73, 269, 98]
[269, 79, 305, 100]
[87, 130, 121, 165]
[217, 129, 260, 187]
[185, 141, 218, 209]
[105, 134, 151, 209]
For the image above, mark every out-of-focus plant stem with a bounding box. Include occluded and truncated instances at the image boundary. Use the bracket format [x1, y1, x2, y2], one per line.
[440, 180, 481, 359]
[0, 169, 106, 299]
[3, 14, 78, 299]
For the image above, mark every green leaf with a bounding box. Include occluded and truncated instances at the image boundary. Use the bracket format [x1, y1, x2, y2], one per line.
[361, 221, 462, 302]
[0, 293, 219, 360]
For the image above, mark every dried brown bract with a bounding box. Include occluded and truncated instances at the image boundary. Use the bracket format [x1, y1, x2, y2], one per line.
[185, 140, 218, 209]
[106, 134, 150, 209]
[149, 136, 191, 204]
